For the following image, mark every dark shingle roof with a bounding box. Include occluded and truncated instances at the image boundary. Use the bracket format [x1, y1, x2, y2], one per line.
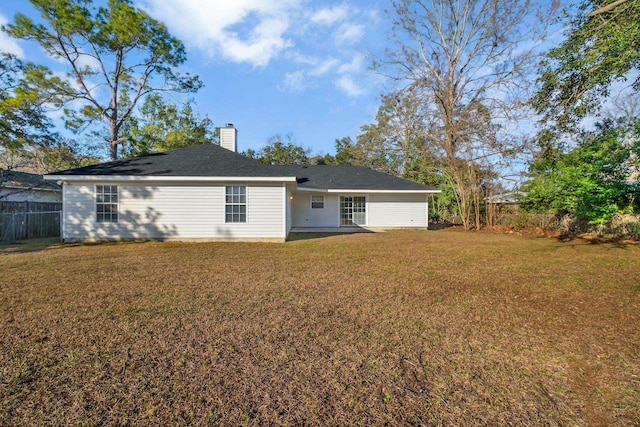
[271, 165, 437, 191]
[49, 144, 438, 192]
[1, 169, 61, 191]
[51, 143, 276, 177]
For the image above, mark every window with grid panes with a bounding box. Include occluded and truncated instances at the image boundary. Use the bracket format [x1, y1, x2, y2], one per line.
[96, 185, 118, 223]
[311, 195, 324, 209]
[225, 185, 246, 223]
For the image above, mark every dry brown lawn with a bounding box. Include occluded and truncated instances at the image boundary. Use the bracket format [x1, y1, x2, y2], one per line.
[1, 229, 639, 426]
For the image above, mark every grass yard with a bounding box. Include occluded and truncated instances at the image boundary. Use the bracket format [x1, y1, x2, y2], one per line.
[1, 230, 639, 425]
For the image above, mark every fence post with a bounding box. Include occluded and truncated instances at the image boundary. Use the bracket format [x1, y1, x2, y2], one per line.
[12, 212, 16, 244]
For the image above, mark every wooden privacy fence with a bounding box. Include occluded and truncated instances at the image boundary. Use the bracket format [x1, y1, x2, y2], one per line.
[0, 202, 62, 243]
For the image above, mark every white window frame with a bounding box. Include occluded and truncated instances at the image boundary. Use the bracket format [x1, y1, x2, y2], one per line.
[339, 195, 367, 226]
[225, 185, 247, 223]
[310, 195, 325, 209]
[96, 184, 119, 223]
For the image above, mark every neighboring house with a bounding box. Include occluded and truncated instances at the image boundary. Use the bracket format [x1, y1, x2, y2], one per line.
[0, 169, 62, 203]
[45, 125, 440, 242]
[485, 191, 526, 214]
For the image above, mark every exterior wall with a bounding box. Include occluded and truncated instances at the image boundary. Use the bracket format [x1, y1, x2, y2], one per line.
[368, 193, 427, 228]
[62, 181, 285, 241]
[285, 185, 292, 236]
[291, 193, 340, 227]
[0, 188, 62, 203]
[291, 192, 428, 228]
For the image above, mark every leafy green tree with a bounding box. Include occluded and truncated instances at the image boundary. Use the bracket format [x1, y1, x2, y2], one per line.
[354, 93, 427, 176]
[0, 52, 56, 150]
[121, 95, 215, 157]
[332, 137, 356, 166]
[316, 137, 357, 165]
[522, 119, 640, 225]
[0, 51, 95, 173]
[3, 0, 202, 160]
[534, 0, 640, 132]
[244, 134, 311, 165]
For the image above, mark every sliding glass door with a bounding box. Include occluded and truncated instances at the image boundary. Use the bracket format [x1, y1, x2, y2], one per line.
[340, 196, 366, 226]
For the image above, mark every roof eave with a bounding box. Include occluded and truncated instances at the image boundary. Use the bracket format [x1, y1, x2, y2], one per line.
[325, 189, 440, 193]
[295, 187, 441, 194]
[1, 184, 61, 192]
[45, 175, 298, 183]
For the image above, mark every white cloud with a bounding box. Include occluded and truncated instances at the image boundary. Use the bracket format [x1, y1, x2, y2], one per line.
[334, 53, 368, 97]
[279, 70, 306, 92]
[338, 53, 365, 74]
[141, 0, 301, 68]
[288, 52, 318, 65]
[335, 75, 366, 97]
[366, 9, 381, 24]
[0, 14, 25, 58]
[142, 0, 375, 98]
[279, 57, 340, 92]
[309, 58, 339, 76]
[310, 5, 350, 26]
[334, 22, 365, 45]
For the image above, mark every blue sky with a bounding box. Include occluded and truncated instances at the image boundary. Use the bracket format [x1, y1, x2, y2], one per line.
[0, 0, 393, 157]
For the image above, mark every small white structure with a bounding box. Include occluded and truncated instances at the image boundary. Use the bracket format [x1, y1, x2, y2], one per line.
[45, 126, 440, 242]
[1, 170, 62, 203]
[484, 191, 526, 214]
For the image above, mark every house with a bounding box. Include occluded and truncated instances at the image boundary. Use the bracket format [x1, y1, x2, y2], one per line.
[0, 169, 62, 203]
[484, 191, 526, 214]
[44, 125, 440, 242]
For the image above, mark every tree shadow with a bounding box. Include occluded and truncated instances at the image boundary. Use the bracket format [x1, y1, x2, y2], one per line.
[0, 237, 76, 255]
[287, 228, 375, 241]
[64, 185, 179, 242]
[556, 232, 638, 249]
[428, 222, 458, 230]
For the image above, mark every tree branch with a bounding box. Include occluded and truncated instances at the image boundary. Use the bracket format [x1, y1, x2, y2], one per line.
[588, 0, 630, 17]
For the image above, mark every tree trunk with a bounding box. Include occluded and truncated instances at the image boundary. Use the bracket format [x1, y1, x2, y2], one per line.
[110, 142, 118, 161]
[109, 115, 119, 160]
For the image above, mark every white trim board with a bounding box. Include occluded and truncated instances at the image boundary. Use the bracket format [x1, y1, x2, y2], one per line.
[46, 175, 298, 183]
[298, 188, 441, 194]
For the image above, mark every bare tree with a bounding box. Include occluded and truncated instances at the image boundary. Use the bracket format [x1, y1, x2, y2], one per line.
[375, 0, 557, 229]
[604, 91, 640, 123]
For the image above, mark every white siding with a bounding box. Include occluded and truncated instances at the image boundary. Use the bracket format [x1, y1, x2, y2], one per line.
[368, 193, 428, 228]
[291, 193, 340, 227]
[62, 181, 285, 241]
[285, 185, 292, 236]
[291, 192, 428, 229]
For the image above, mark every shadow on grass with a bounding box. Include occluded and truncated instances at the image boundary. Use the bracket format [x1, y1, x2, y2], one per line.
[0, 237, 76, 255]
[474, 224, 638, 249]
[428, 222, 459, 230]
[557, 232, 639, 249]
[287, 230, 374, 242]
